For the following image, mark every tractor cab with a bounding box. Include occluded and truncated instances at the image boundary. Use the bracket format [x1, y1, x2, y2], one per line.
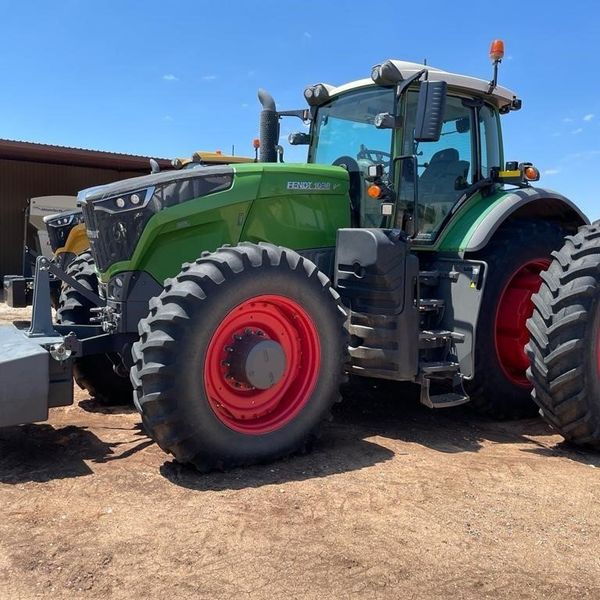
[298, 58, 518, 242]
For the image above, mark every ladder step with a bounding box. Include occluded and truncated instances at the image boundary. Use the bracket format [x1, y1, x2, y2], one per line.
[428, 392, 470, 408]
[419, 270, 440, 286]
[419, 330, 465, 345]
[420, 361, 460, 375]
[419, 298, 445, 312]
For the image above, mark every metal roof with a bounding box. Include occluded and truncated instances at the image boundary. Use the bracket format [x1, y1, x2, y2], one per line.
[0, 138, 171, 171]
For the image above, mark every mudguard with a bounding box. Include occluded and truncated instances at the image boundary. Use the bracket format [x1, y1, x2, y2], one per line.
[427, 187, 589, 256]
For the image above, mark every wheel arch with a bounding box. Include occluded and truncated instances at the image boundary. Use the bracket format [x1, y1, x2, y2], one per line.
[463, 188, 588, 255]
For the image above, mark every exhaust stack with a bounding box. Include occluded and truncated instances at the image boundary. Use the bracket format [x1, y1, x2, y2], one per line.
[257, 89, 279, 163]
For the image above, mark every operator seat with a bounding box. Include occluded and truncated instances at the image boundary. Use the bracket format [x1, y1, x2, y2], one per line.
[418, 148, 469, 232]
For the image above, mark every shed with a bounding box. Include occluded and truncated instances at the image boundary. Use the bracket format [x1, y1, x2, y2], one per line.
[0, 139, 170, 281]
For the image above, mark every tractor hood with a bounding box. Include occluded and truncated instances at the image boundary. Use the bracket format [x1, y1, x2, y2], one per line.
[78, 165, 234, 205]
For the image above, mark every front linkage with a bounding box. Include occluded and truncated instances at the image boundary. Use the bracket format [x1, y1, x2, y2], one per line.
[0, 255, 135, 427]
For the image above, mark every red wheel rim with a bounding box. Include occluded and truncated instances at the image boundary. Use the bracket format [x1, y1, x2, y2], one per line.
[204, 294, 321, 434]
[495, 259, 550, 387]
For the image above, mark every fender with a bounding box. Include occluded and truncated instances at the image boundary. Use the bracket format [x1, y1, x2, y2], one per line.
[427, 187, 589, 256]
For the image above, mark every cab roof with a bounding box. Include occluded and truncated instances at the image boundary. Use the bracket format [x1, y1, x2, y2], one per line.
[328, 61, 517, 110]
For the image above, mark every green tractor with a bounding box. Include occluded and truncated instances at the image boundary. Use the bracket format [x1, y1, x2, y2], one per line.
[1, 42, 596, 470]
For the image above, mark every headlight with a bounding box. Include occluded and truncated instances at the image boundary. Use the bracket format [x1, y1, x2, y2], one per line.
[92, 187, 154, 214]
[44, 210, 85, 251]
[81, 168, 233, 272]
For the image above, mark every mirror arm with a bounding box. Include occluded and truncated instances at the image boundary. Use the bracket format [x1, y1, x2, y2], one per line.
[395, 69, 428, 99]
[277, 109, 312, 121]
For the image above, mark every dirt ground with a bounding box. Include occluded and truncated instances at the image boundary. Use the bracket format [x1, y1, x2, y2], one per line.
[1, 303, 600, 599]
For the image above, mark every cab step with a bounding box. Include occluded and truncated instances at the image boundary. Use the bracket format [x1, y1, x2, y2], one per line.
[418, 362, 470, 409]
[419, 330, 465, 348]
[419, 298, 445, 312]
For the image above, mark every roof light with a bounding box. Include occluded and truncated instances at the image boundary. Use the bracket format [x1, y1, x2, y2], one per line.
[489, 39, 505, 62]
[303, 83, 333, 107]
[252, 138, 260, 149]
[371, 60, 404, 86]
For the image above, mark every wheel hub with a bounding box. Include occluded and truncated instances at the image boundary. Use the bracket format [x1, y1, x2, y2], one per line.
[227, 331, 286, 390]
[204, 294, 321, 435]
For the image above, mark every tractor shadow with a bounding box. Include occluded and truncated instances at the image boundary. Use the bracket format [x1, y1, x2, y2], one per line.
[335, 380, 600, 464]
[162, 379, 600, 491]
[0, 422, 152, 484]
[78, 398, 138, 416]
[0, 424, 113, 483]
[160, 434, 396, 492]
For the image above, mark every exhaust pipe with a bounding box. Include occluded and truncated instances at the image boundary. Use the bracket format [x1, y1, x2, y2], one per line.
[258, 89, 279, 163]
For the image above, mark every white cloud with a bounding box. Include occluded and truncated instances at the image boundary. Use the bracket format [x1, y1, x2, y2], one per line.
[551, 132, 561, 137]
[164, 115, 173, 122]
[202, 75, 217, 81]
[303, 31, 312, 38]
[583, 113, 595, 121]
[162, 74, 178, 81]
[572, 128, 584, 134]
[562, 117, 574, 123]
[241, 103, 249, 108]
[247, 70, 256, 77]
[543, 168, 560, 176]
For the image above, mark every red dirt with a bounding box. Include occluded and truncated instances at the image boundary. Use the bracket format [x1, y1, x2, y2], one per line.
[1, 303, 600, 599]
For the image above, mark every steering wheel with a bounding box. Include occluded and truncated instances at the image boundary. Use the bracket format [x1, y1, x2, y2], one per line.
[332, 156, 361, 227]
[356, 144, 392, 165]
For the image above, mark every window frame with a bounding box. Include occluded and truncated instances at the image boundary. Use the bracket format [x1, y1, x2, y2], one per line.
[396, 88, 503, 243]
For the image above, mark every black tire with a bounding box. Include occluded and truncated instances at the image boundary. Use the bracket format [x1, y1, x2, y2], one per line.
[465, 220, 568, 419]
[131, 242, 347, 472]
[56, 252, 133, 406]
[526, 223, 600, 447]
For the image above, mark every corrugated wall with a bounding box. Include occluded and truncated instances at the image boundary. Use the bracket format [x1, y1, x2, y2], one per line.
[0, 159, 142, 280]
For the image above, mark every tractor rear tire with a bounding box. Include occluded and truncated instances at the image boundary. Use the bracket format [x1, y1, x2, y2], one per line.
[131, 243, 347, 472]
[56, 252, 133, 406]
[466, 220, 568, 419]
[526, 223, 600, 447]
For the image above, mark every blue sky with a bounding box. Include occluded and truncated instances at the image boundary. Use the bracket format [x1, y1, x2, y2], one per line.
[1, 0, 599, 217]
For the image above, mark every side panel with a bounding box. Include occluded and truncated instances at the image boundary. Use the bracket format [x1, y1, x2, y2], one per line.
[241, 165, 350, 249]
[100, 163, 351, 285]
[414, 187, 588, 255]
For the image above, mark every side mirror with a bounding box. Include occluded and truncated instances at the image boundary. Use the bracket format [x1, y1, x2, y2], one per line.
[414, 81, 447, 142]
[288, 132, 310, 145]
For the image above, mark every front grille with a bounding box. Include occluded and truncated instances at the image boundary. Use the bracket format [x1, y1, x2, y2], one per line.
[81, 168, 233, 274]
[81, 201, 110, 272]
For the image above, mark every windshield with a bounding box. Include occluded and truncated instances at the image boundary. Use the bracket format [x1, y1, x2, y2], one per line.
[309, 87, 395, 170]
[309, 87, 395, 227]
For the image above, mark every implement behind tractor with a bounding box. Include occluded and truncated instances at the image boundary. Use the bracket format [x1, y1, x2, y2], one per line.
[1, 41, 597, 471]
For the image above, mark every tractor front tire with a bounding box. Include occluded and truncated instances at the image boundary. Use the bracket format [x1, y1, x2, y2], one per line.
[131, 243, 347, 472]
[466, 220, 568, 419]
[57, 252, 133, 406]
[527, 223, 600, 447]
